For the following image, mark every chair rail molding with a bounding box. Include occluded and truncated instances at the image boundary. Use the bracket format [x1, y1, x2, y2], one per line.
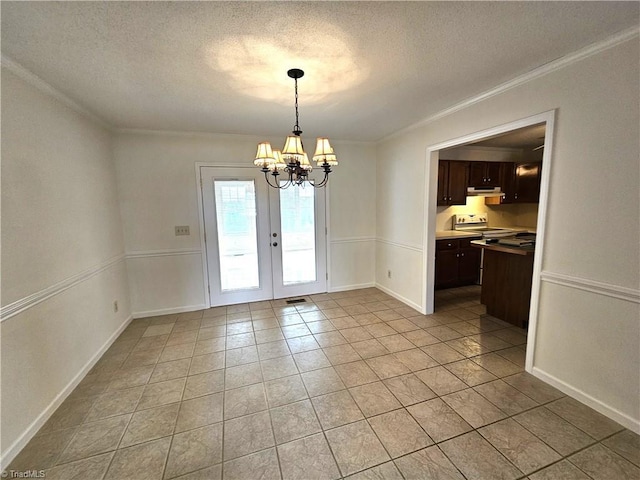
[0, 254, 126, 322]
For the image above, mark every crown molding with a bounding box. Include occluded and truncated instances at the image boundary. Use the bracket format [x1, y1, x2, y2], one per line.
[381, 25, 640, 143]
[1, 54, 113, 131]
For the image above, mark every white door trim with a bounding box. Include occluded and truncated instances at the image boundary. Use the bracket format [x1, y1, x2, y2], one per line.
[422, 109, 557, 374]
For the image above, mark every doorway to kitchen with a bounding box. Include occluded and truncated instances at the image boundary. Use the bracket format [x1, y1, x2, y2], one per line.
[198, 166, 327, 307]
[423, 110, 555, 371]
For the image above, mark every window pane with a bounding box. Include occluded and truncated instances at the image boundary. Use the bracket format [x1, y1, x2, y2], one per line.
[279, 184, 316, 285]
[214, 180, 260, 291]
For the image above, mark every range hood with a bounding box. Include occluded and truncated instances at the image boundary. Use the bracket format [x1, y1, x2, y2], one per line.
[467, 186, 504, 198]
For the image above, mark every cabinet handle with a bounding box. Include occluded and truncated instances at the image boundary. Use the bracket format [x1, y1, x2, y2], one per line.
[447, 243, 452, 247]
[487, 178, 491, 182]
[460, 253, 465, 257]
[456, 253, 460, 257]
[442, 196, 447, 201]
[448, 196, 452, 201]
[514, 193, 518, 199]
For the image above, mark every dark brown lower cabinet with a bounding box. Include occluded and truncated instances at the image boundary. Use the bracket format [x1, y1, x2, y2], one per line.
[479, 247, 534, 328]
[435, 238, 481, 289]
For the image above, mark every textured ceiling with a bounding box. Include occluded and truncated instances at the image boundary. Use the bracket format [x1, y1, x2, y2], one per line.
[1, 2, 638, 141]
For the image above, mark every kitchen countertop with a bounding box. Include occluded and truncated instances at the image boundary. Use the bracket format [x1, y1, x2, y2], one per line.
[471, 239, 535, 256]
[436, 231, 483, 240]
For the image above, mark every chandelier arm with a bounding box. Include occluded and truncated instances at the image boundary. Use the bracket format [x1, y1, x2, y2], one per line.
[262, 170, 285, 189]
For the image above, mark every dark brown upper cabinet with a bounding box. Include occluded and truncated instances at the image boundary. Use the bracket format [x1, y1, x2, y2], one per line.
[438, 160, 469, 206]
[513, 163, 542, 203]
[468, 162, 502, 187]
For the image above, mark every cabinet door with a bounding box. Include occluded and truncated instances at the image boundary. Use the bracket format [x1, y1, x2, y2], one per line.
[435, 250, 459, 288]
[437, 161, 449, 206]
[485, 163, 501, 186]
[458, 247, 481, 284]
[447, 161, 469, 205]
[468, 162, 486, 187]
[515, 163, 541, 203]
[499, 162, 516, 204]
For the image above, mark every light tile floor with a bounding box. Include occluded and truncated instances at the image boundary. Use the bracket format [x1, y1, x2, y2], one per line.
[7, 286, 640, 479]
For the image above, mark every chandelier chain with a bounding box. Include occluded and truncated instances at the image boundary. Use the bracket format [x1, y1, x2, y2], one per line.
[293, 77, 301, 135]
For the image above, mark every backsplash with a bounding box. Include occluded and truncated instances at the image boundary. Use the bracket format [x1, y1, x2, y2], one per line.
[436, 198, 538, 231]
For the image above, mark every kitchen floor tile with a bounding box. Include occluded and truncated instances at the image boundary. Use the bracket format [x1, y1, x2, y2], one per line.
[348, 381, 401, 417]
[439, 431, 522, 480]
[223, 411, 274, 461]
[394, 446, 465, 480]
[479, 418, 561, 474]
[368, 409, 433, 458]
[602, 429, 640, 467]
[383, 373, 436, 406]
[311, 389, 364, 429]
[569, 444, 640, 480]
[407, 398, 472, 443]
[165, 423, 223, 478]
[222, 448, 280, 480]
[441, 388, 506, 428]
[513, 407, 595, 456]
[546, 396, 624, 440]
[175, 393, 224, 433]
[104, 437, 170, 480]
[325, 420, 390, 476]
[270, 399, 321, 444]
[277, 433, 340, 480]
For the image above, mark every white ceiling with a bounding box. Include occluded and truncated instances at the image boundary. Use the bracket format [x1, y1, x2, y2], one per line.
[2, 2, 638, 142]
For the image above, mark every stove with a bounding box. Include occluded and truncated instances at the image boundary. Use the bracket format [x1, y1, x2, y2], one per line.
[452, 213, 515, 238]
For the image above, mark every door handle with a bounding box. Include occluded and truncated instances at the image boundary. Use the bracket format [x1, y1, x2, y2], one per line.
[272, 242, 278, 247]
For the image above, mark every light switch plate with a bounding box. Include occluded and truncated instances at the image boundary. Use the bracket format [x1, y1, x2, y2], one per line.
[175, 226, 190, 236]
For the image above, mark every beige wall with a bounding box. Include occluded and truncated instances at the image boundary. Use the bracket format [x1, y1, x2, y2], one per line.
[375, 39, 639, 429]
[1, 69, 131, 464]
[113, 132, 377, 316]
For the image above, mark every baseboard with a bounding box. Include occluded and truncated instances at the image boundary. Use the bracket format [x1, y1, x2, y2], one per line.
[132, 304, 208, 319]
[532, 366, 640, 434]
[0, 314, 134, 470]
[374, 283, 424, 313]
[328, 282, 376, 293]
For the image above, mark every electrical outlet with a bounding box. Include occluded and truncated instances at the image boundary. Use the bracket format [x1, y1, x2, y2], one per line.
[175, 226, 190, 236]
[113, 300, 119, 313]
[387, 270, 392, 279]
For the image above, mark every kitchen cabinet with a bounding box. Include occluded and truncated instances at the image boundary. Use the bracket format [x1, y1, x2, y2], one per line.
[468, 162, 502, 187]
[493, 162, 541, 204]
[474, 243, 535, 328]
[437, 160, 469, 206]
[513, 163, 541, 203]
[435, 237, 481, 288]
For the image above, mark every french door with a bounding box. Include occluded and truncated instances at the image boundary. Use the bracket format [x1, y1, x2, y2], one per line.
[201, 166, 327, 306]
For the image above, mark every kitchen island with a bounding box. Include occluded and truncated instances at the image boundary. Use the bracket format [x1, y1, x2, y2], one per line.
[471, 239, 535, 328]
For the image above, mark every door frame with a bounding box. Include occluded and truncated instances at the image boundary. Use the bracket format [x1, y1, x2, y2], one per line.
[422, 110, 556, 373]
[195, 162, 331, 307]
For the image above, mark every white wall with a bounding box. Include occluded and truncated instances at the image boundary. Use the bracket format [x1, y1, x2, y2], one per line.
[375, 38, 640, 429]
[113, 132, 376, 316]
[1, 69, 131, 465]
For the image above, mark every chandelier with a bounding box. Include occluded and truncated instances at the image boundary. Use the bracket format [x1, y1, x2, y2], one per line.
[253, 69, 338, 189]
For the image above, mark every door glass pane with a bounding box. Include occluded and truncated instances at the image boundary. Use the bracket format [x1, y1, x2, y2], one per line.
[214, 180, 260, 291]
[279, 183, 316, 285]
